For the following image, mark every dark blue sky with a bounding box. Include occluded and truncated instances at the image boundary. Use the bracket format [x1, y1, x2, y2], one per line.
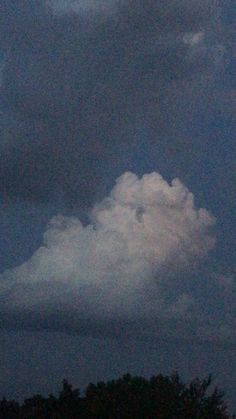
[0, 0, 235, 410]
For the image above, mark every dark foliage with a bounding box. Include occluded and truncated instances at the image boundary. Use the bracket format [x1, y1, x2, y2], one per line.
[0, 372, 233, 418]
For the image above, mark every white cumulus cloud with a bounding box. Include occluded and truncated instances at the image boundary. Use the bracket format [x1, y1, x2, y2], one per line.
[1, 171, 215, 330]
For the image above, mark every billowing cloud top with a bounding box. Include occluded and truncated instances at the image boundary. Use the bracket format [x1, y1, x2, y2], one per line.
[1, 172, 216, 337]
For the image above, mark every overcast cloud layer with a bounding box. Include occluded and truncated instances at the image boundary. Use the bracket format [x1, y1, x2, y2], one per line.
[0, 0, 230, 205]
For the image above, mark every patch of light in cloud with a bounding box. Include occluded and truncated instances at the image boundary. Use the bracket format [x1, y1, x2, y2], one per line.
[183, 31, 205, 47]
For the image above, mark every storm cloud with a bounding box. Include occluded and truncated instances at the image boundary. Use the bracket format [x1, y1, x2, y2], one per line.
[0, 0, 227, 206]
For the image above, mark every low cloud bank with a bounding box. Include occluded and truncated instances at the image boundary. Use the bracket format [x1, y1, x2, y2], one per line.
[0, 172, 216, 338]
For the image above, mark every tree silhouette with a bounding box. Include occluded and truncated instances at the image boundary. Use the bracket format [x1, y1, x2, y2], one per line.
[85, 372, 231, 419]
[0, 397, 19, 419]
[0, 372, 233, 418]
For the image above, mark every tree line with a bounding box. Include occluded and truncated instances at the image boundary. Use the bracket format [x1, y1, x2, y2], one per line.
[0, 372, 234, 418]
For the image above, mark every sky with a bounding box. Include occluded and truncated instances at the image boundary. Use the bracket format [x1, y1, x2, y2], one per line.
[0, 0, 235, 409]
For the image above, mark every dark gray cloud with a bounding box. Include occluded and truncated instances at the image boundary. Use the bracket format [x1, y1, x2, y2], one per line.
[0, 0, 227, 206]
